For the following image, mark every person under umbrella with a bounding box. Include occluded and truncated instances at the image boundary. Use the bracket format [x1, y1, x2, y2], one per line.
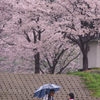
[33, 84, 61, 98]
[43, 89, 55, 100]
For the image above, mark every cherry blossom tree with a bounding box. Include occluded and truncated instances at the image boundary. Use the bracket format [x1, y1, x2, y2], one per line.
[0, 0, 45, 73]
[39, 0, 100, 71]
[0, 0, 80, 74]
[39, 33, 80, 74]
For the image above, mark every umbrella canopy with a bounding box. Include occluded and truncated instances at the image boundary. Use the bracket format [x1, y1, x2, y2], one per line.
[33, 84, 61, 98]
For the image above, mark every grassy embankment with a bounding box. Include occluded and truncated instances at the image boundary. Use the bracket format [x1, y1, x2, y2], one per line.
[67, 68, 100, 97]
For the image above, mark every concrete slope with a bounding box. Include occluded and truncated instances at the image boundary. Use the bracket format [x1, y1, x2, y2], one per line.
[0, 73, 99, 100]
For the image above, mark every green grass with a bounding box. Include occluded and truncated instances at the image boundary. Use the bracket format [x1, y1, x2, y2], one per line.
[67, 70, 100, 97]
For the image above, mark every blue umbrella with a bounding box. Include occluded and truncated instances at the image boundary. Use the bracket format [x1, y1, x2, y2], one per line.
[33, 84, 61, 98]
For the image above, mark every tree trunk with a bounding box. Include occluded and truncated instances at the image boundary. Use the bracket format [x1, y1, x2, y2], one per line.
[34, 52, 40, 73]
[83, 55, 88, 71]
[48, 67, 55, 74]
[82, 43, 89, 71]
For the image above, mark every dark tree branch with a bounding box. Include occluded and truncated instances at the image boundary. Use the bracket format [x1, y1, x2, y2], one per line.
[66, 24, 77, 31]
[63, 48, 75, 65]
[32, 28, 38, 34]
[67, 35, 80, 47]
[33, 30, 37, 43]
[18, 18, 22, 26]
[31, 16, 40, 23]
[41, 29, 45, 33]
[78, 35, 83, 45]
[68, 0, 73, 5]
[39, 67, 44, 74]
[46, 57, 52, 68]
[58, 44, 63, 50]
[83, 1, 91, 9]
[83, 33, 95, 44]
[38, 29, 45, 40]
[32, 28, 45, 41]
[53, 48, 68, 67]
[56, 52, 80, 74]
[1, 38, 15, 45]
[24, 31, 31, 42]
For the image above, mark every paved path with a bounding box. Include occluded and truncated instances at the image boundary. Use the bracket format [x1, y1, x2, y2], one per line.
[0, 73, 99, 100]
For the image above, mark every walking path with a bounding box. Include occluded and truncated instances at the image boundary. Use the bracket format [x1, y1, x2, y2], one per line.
[0, 73, 99, 100]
